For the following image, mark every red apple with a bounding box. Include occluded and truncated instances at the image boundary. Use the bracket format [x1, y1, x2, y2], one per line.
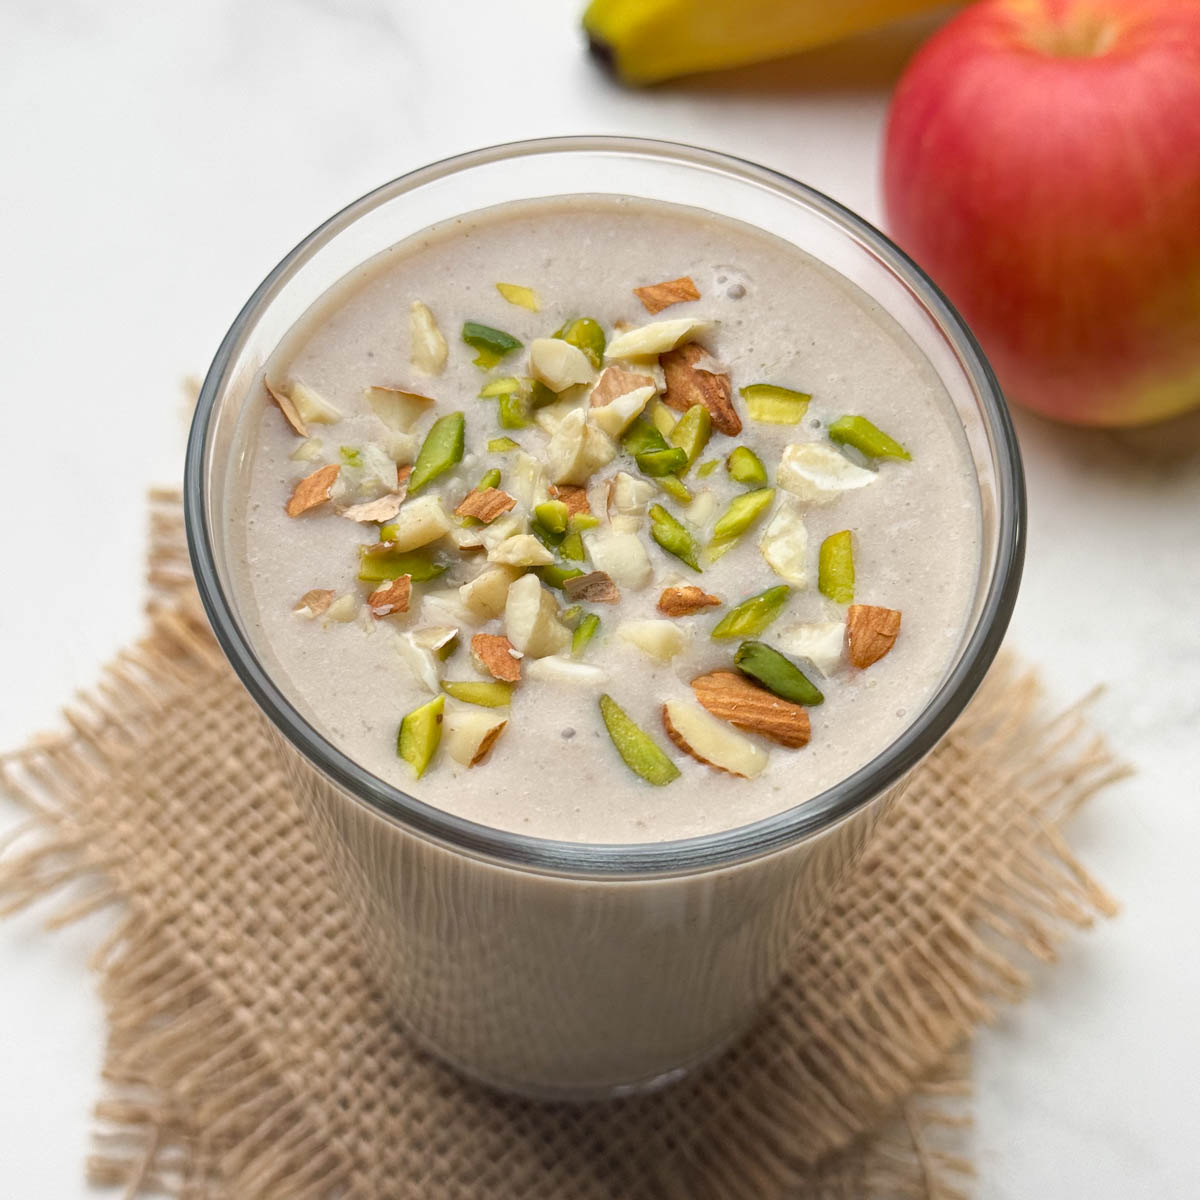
[884, 0, 1200, 426]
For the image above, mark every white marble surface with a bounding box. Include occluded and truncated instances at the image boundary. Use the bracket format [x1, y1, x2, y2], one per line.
[1, 1, 1198, 1195]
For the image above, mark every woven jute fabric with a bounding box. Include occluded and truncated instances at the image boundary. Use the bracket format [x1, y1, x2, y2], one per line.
[0, 490, 1125, 1199]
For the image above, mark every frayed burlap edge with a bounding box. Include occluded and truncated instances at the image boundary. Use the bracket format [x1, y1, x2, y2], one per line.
[0, 489, 1126, 1199]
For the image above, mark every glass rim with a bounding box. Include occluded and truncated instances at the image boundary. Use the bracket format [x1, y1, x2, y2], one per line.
[184, 135, 1026, 878]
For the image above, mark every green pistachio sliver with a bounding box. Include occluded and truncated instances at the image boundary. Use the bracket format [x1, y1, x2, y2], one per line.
[339, 446, 363, 467]
[828, 415, 911, 461]
[711, 585, 791, 640]
[534, 499, 569, 534]
[379, 522, 399, 542]
[696, 458, 719, 478]
[708, 488, 775, 561]
[648, 504, 701, 572]
[598, 694, 680, 786]
[621, 418, 670, 457]
[436, 634, 460, 662]
[560, 604, 583, 627]
[497, 389, 531, 429]
[650, 400, 678, 438]
[669, 405, 712, 473]
[357, 544, 445, 583]
[495, 282, 540, 311]
[397, 695, 444, 778]
[488, 436, 521, 453]
[559, 531, 586, 561]
[539, 564, 586, 589]
[408, 411, 465, 494]
[740, 383, 811, 424]
[568, 512, 601, 532]
[726, 446, 768, 486]
[462, 322, 522, 370]
[637, 446, 689, 476]
[476, 468, 502, 491]
[554, 317, 606, 368]
[818, 530, 855, 604]
[479, 376, 522, 398]
[529, 379, 558, 409]
[572, 613, 601, 658]
[734, 641, 824, 706]
[442, 680, 513, 708]
[656, 475, 692, 505]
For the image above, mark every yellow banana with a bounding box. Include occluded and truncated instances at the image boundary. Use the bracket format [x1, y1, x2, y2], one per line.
[584, 0, 955, 83]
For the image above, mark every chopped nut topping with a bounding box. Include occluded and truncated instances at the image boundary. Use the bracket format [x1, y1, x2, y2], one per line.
[562, 571, 621, 604]
[454, 486, 517, 524]
[468, 720, 506, 766]
[657, 586, 721, 616]
[293, 588, 334, 618]
[365, 385, 436, 432]
[661, 343, 741, 436]
[690, 670, 811, 748]
[590, 365, 656, 408]
[285, 463, 340, 517]
[341, 493, 406, 523]
[548, 484, 591, 516]
[265, 380, 308, 437]
[395, 463, 413, 491]
[471, 633, 522, 682]
[662, 699, 767, 778]
[410, 300, 448, 375]
[366, 575, 412, 618]
[634, 276, 701, 314]
[846, 605, 901, 668]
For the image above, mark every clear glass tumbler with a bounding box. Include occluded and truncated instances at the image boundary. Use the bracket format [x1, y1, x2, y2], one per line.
[185, 137, 1024, 1099]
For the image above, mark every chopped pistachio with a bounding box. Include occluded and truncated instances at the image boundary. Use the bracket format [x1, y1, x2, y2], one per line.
[734, 640, 824, 706]
[488, 436, 520, 453]
[648, 504, 701, 572]
[598, 694, 680, 786]
[568, 512, 601, 532]
[740, 383, 811, 424]
[657, 475, 693, 505]
[828, 415, 911, 461]
[357, 543, 445, 583]
[636, 446, 689, 476]
[495, 282, 540, 311]
[529, 379, 558, 408]
[650, 399, 678, 438]
[711, 585, 791, 640]
[462, 322, 522, 369]
[554, 317, 606, 368]
[442, 680, 514, 708]
[560, 604, 583, 627]
[476, 468, 502, 492]
[727, 446, 768, 486]
[378, 522, 399, 542]
[696, 458, 719, 478]
[408, 412, 465, 494]
[708, 488, 775, 561]
[572, 612, 601, 658]
[621, 418, 670, 457]
[534, 500, 569, 535]
[479, 376, 522, 398]
[818, 530, 855, 604]
[397, 694, 445, 778]
[669, 404, 712, 473]
[339, 446, 363, 468]
[539, 564, 586, 590]
[498, 389, 531, 430]
[559, 530, 586, 561]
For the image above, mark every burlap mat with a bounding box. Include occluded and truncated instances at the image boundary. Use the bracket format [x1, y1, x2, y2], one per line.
[0, 490, 1125, 1199]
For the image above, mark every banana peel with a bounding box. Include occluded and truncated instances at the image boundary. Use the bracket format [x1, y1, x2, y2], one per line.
[584, 0, 954, 84]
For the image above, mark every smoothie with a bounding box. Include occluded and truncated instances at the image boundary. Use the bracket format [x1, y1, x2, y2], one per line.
[229, 196, 980, 846]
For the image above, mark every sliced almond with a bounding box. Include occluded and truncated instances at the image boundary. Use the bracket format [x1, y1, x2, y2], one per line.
[546, 407, 617, 485]
[606, 318, 714, 360]
[661, 343, 740, 436]
[548, 484, 590, 516]
[285, 463, 340, 517]
[395, 463, 413, 490]
[471, 633, 522, 682]
[384, 494, 451, 550]
[690, 670, 810, 748]
[443, 707, 507, 767]
[633, 276, 700, 315]
[662, 699, 768, 778]
[293, 588, 334, 618]
[846, 605, 901, 669]
[341, 492, 406, 523]
[454, 487, 517, 524]
[488, 533, 555, 567]
[590, 365, 656, 408]
[365, 385, 435, 432]
[618, 620, 686, 663]
[265, 380, 307, 437]
[529, 338, 595, 392]
[367, 575, 412, 618]
[657, 586, 721, 617]
[289, 381, 342, 425]
[589, 383, 656, 438]
[583, 528, 653, 590]
[777, 442, 875, 504]
[562, 571, 620, 604]
[504, 573, 571, 658]
[458, 564, 522, 619]
[410, 300, 448, 375]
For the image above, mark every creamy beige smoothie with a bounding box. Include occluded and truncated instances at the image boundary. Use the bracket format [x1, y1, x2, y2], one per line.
[230, 196, 979, 848]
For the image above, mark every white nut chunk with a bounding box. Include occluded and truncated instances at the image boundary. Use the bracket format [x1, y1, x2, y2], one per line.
[588, 384, 655, 438]
[777, 621, 846, 677]
[607, 471, 656, 531]
[443, 707, 507, 767]
[529, 338, 595, 392]
[777, 442, 876, 504]
[503, 573, 571, 658]
[584, 528, 653, 591]
[662, 699, 768, 779]
[382, 495, 451, 551]
[617, 620, 687, 663]
[606, 318, 715, 360]
[393, 632, 441, 694]
[458, 564, 521, 620]
[487, 534, 555, 567]
[287, 380, 342, 425]
[546, 407, 617, 485]
[524, 656, 609, 686]
[365, 385, 435, 432]
[758, 499, 809, 587]
[409, 300, 448, 375]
